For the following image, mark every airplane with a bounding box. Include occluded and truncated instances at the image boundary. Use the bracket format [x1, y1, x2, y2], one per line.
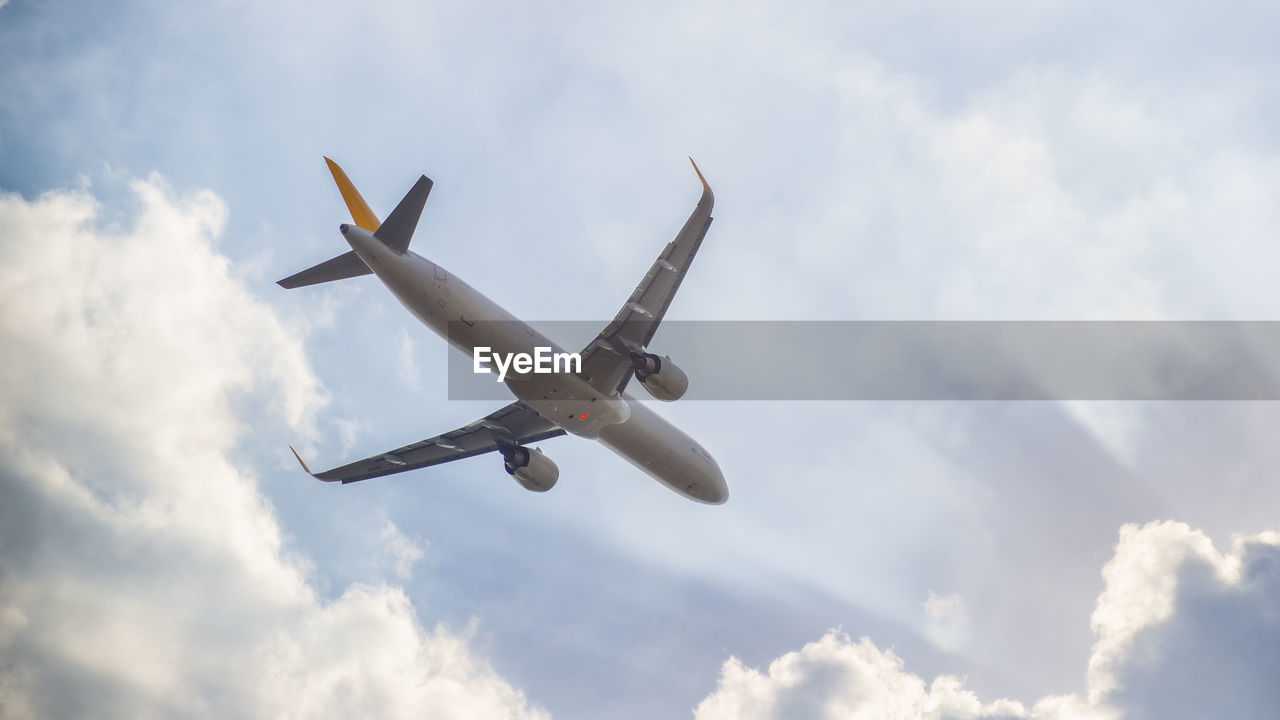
[280, 157, 728, 504]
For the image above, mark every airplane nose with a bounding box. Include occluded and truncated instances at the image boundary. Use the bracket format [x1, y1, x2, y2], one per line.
[701, 458, 729, 505]
[339, 224, 349, 234]
[705, 478, 729, 505]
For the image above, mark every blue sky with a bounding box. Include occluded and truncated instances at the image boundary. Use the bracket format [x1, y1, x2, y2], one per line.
[4, 1, 1280, 718]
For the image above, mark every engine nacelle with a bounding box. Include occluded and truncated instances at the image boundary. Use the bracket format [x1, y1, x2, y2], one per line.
[502, 446, 559, 492]
[632, 353, 689, 402]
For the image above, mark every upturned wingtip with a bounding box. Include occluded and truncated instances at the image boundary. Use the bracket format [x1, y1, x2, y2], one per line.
[289, 445, 314, 476]
[689, 157, 710, 190]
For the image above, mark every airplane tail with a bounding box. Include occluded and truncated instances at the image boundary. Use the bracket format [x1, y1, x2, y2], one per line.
[278, 157, 432, 289]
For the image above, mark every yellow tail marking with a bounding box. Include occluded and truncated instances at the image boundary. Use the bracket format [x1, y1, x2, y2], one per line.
[689, 157, 710, 190]
[289, 445, 313, 475]
[324, 156, 381, 232]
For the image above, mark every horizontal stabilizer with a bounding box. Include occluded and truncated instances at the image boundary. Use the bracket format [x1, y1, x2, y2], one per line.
[277, 250, 371, 288]
[373, 175, 433, 253]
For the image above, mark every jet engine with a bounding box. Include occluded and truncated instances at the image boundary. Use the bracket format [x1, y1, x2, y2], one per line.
[502, 446, 559, 492]
[632, 353, 688, 401]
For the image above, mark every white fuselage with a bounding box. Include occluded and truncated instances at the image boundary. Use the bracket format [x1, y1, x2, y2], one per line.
[342, 224, 728, 504]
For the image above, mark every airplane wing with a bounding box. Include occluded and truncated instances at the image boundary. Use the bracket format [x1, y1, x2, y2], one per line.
[292, 401, 565, 484]
[578, 159, 715, 395]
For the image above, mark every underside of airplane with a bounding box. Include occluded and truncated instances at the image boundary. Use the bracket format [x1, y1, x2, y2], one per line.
[281, 157, 727, 504]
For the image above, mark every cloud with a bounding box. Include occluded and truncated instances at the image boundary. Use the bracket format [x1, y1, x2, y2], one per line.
[1087, 522, 1280, 718]
[0, 179, 546, 719]
[396, 326, 422, 391]
[695, 521, 1280, 720]
[694, 632, 1035, 720]
[332, 416, 363, 459]
[923, 591, 971, 653]
[379, 518, 427, 581]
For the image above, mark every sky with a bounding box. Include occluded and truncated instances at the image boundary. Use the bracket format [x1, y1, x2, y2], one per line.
[3, 0, 1280, 718]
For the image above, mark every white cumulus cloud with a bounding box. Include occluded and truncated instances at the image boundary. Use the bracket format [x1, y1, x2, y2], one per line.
[694, 632, 1036, 720]
[696, 521, 1280, 720]
[0, 179, 547, 720]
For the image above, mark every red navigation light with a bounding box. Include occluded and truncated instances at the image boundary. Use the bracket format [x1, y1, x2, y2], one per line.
[579, 413, 589, 420]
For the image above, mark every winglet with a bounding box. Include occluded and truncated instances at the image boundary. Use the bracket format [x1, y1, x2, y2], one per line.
[689, 157, 710, 191]
[324, 156, 381, 232]
[289, 445, 315, 476]
[689, 157, 713, 208]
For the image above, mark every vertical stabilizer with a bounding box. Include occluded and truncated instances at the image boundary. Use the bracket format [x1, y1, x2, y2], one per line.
[324, 157, 381, 232]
